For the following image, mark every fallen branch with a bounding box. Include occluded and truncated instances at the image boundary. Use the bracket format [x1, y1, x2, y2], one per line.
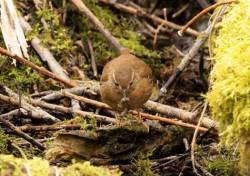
[71, 0, 126, 54]
[98, 0, 200, 36]
[19, 124, 81, 132]
[158, 24, 213, 98]
[0, 47, 76, 88]
[0, 92, 59, 123]
[19, 16, 70, 81]
[0, 116, 45, 150]
[62, 91, 212, 133]
[27, 97, 117, 124]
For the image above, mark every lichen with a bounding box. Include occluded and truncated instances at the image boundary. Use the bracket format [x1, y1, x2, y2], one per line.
[206, 0, 250, 174]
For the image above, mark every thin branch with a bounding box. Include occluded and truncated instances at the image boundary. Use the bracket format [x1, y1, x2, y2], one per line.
[87, 39, 98, 77]
[62, 91, 211, 133]
[191, 102, 208, 175]
[179, 0, 238, 35]
[19, 124, 81, 132]
[19, 17, 71, 81]
[0, 117, 45, 150]
[0, 47, 76, 88]
[158, 24, 213, 99]
[99, 0, 200, 36]
[71, 0, 126, 54]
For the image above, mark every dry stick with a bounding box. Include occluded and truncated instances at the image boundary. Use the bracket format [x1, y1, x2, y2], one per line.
[98, 0, 200, 36]
[0, 109, 21, 120]
[179, 0, 238, 35]
[159, 1, 237, 97]
[0, 117, 45, 150]
[19, 16, 81, 111]
[19, 124, 81, 132]
[52, 80, 215, 128]
[196, 0, 210, 9]
[19, 17, 70, 81]
[71, 0, 125, 54]
[26, 97, 117, 124]
[62, 91, 209, 132]
[158, 24, 213, 99]
[41, 84, 98, 102]
[0, 92, 115, 124]
[87, 39, 98, 77]
[40, 81, 216, 128]
[191, 102, 208, 175]
[0, 47, 76, 88]
[0, 93, 59, 122]
[145, 100, 215, 129]
[2, 85, 59, 122]
[136, 112, 209, 133]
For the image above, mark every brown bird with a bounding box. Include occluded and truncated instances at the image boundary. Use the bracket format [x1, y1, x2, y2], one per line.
[100, 50, 153, 116]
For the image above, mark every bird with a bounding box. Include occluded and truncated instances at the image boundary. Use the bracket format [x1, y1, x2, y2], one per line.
[100, 50, 153, 116]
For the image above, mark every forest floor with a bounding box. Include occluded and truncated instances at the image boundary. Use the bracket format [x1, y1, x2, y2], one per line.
[0, 0, 239, 176]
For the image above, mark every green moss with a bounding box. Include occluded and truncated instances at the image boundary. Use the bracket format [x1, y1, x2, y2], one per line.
[132, 158, 157, 176]
[75, 0, 161, 69]
[206, 0, 250, 174]
[205, 155, 238, 176]
[0, 55, 44, 92]
[0, 129, 9, 153]
[61, 161, 122, 176]
[0, 155, 50, 176]
[63, 116, 97, 130]
[29, 7, 76, 56]
[0, 155, 120, 176]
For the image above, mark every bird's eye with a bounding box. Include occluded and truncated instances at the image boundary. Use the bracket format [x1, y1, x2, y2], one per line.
[129, 81, 133, 86]
[114, 82, 119, 87]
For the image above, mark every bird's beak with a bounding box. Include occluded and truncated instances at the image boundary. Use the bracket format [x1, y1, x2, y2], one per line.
[121, 90, 129, 103]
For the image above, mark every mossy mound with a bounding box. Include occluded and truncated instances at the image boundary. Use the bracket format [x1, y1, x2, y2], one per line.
[206, 0, 250, 175]
[0, 154, 121, 176]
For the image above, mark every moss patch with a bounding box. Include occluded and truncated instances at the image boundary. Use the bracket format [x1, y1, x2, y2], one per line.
[0, 154, 121, 176]
[206, 0, 250, 174]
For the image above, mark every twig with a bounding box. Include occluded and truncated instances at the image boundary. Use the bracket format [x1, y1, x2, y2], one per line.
[40, 84, 98, 101]
[99, 0, 200, 36]
[19, 124, 81, 132]
[87, 39, 98, 77]
[62, 0, 67, 24]
[15, 137, 54, 147]
[145, 100, 216, 129]
[0, 109, 21, 120]
[71, 0, 126, 54]
[172, 3, 190, 18]
[137, 112, 209, 133]
[153, 23, 164, 49]
[0, 117, 45, 150]
[2, 85, 59, 122]
[158, 24, 213, 99]
[196, 0, 210, 9]
[0, 47, 76, 88]
[26, 96, 117, 124]
[19, 17, 71, 81]
[179, 0, 238, 35]
[40, 80, 216, 128]
[191, 102, 208, 175]
[195, 161, 214, 176]
[62, 91, 211, 132]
